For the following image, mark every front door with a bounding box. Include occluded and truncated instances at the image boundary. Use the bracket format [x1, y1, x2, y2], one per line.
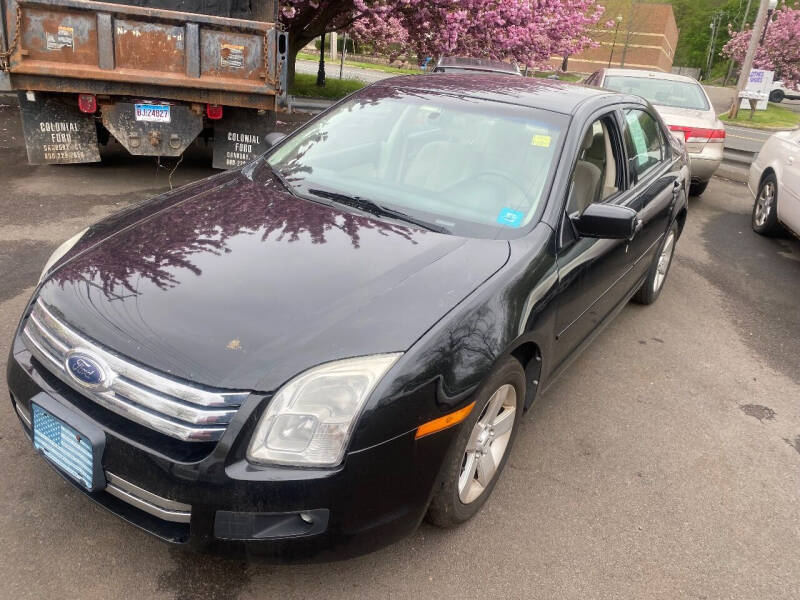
[553, 111, 636, 367]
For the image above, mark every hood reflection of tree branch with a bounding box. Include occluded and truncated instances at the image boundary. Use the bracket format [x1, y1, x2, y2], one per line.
[53, 176, 421, 298]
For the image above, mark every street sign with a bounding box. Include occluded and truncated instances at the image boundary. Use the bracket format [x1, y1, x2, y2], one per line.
[740, 69, 774, 110]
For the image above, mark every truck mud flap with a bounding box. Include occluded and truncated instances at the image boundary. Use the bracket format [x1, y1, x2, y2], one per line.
[212, 108, 276, 169]
[18, 92, 100, 165]
[101, 102, 204, 157]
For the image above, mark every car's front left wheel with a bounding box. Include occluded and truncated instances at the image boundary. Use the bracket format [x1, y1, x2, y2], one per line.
[426, 356, 525, 528]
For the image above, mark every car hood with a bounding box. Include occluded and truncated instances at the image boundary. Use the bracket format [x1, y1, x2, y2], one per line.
[37, 164, 510, 391]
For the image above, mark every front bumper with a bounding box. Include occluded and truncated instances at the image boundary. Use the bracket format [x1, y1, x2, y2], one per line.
[7, 336, 455, 560]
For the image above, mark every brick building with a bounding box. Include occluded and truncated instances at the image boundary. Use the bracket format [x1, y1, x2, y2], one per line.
[550, 1, 679, 74]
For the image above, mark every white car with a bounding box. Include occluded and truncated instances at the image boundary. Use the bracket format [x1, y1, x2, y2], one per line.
[769, 81, 800, 103]
[586, 68, 724, 196]
[748, 129, 800, 238]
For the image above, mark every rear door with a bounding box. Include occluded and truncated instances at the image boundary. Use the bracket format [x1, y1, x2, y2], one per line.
[616, 107, 680, 277]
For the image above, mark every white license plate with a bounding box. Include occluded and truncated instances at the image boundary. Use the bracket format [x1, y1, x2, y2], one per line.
[134, 103, 171, 123]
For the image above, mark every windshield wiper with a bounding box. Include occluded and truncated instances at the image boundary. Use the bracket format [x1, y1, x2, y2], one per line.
[307, 189, 448, 233]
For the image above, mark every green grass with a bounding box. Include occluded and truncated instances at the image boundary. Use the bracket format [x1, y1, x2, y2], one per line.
[530, 70, 583, 83]
[719, 102, 800, 130]
[297, 52, 419, 75]
[290, 72, 365, 100]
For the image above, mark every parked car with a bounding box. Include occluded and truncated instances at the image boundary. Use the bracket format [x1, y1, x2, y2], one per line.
[8, 75, 688, 559]
[769, 81, 800, 103]
[586, 68, 724, 196]
[433, 56, 522, 76]
[748, 129, 800, 238]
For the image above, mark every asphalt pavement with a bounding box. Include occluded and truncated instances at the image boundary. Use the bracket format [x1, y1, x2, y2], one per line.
[1, 101, 799, 599]
[295, 58, 397, 84]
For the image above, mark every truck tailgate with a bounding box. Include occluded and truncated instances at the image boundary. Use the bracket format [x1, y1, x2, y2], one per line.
[4, 0, 286, 109]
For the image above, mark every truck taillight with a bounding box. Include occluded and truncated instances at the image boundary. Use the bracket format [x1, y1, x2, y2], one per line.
[669, 125, 725, 143]
[78, 94, 97, 114]
[206, 104, 223, 120]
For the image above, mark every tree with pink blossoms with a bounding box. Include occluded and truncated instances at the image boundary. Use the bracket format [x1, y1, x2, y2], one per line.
[722, 5, 800, 88]
[279, 0, 607, 85]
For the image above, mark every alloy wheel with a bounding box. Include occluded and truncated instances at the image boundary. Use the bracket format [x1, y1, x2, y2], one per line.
[458, 384, 517, 504]
[754, 181, 775, 227]
[653, 230, 676, 293]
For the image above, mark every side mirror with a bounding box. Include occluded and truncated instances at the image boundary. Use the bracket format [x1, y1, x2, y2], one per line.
[264, 131, 287, 149]
[571, 203, 640, 239]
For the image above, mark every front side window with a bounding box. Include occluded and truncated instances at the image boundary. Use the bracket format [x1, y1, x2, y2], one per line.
[267, 92, 569, 237]
[623, 109, 665, 181]
[566, 116, 621, 215]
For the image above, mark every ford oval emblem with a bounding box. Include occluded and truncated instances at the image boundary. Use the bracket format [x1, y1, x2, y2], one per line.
[65, 352, 107, 388]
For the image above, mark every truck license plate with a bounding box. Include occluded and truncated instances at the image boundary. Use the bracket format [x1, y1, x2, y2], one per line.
[134, 103, 171, 123]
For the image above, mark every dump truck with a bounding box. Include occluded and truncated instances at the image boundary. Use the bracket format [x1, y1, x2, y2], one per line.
[0, 0, 288, 168]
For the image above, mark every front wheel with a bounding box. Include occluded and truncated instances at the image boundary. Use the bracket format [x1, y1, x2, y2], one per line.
[769, 89, 785, 103]
[632, 221, 678, 305]
[752, 173, 783, 236]
[426, 356, 525, 528]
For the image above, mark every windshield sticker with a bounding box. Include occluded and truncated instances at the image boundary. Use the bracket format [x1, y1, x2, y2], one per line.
[497, 208, 525, 228]
[531, 134, 551, 148]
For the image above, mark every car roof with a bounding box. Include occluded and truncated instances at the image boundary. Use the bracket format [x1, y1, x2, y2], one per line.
[371, 74, 624, 115]
[436, 56, 520, 74]
[601, 68, 701, 85]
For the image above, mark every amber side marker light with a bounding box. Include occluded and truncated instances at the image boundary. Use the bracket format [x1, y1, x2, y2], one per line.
[415, 402, 476, 439]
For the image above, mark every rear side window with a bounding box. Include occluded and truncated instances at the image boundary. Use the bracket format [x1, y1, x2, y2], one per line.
[623, 109, 664, 181]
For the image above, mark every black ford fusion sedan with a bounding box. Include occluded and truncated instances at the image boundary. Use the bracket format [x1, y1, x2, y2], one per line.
[8, 74, 688, 559]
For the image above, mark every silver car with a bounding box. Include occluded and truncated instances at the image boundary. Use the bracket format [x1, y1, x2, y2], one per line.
[586, 68, 724, 196]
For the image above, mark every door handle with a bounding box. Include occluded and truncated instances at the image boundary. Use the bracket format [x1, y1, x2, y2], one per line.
[672, 180, 681, 195]
[629, 217, 643, 241]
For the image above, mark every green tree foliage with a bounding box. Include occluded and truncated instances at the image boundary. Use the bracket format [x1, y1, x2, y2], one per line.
[665, 0, 759, 68]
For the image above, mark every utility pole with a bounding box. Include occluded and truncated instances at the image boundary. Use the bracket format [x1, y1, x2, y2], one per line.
[705, 12, 724, 79]
[620, 0, 637, 68]
[729, 0, 772, 118]
[724, 0, 753, 85]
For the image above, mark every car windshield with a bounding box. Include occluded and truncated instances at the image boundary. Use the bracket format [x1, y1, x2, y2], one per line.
[603, 76, 710, 110]
[266, 91, 568, 237]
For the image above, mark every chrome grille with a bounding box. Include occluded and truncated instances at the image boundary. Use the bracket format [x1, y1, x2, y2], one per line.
[23, 299, 248, 442]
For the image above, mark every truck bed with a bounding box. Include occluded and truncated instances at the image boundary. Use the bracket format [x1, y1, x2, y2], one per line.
[2, 0, 286, 110]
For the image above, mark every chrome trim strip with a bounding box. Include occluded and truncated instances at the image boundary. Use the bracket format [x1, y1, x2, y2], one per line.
[105, 472, 191, 523]
[33, 301, 245, 407]
[14, 401, 31, 428]
[22, 299, 247, 442]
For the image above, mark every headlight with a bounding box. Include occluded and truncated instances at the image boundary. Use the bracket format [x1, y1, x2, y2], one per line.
[39, 228, 88, 283]
[247, 353, 401, 467]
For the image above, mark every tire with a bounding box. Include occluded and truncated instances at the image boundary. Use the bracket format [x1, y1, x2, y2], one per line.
[769, 89, 785, 103]
[752, 172, 783, 236]
[426, 356, 525, 528]
[689, 180, 709, 196]
[632, 220, 679, 305]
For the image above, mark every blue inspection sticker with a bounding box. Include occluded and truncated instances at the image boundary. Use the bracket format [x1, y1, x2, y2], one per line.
[496, 208, 525, 228]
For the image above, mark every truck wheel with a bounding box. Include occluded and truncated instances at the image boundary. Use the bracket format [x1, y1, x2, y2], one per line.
[752, 173, 783, 236]
[769, 89, 785, 103]
[426, 356, 525, 528]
